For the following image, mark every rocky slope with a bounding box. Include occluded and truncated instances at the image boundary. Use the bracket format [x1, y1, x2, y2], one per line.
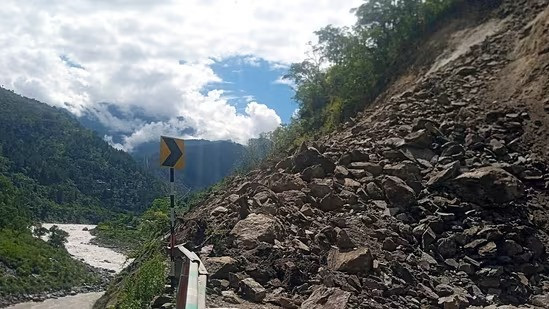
[171, 1, 549, 308]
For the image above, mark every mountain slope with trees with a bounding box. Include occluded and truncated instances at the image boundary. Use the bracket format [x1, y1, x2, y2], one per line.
[0, 87, 164, 223]
[0, 87, 165, 304]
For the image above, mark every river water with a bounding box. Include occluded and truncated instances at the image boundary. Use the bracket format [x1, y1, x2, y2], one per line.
[6, 224, 129, 309]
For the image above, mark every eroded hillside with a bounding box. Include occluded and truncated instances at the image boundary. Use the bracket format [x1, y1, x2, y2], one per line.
[167, 0, 549, 308]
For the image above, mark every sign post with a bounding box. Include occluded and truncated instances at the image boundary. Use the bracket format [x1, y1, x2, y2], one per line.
[160, 136, 185, 288]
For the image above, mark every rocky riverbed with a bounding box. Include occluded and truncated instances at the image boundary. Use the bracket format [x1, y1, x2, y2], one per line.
[3, 224, 129, 309]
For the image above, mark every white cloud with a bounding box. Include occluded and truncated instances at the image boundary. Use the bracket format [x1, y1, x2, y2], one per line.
[291, 108, 301, 120]
[273, 76, 295, 88]
[114, 98, 281, 152]
[0, 0, 361, 149]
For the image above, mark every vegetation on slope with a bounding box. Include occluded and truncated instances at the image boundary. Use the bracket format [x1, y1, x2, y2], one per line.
[0, 86, 167, 301]
[93, 198, 172, 309]
[0, 87, 164, 223]
[0, 174, 100, 299]
[270, 0, 469, 152]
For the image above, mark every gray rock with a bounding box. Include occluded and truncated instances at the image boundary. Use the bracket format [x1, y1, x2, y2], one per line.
[366, 182, 384, 200]
[269, 173, 306, 193]
[210, 206, 229, 216]
[490, 139, 508, 156]
[293, 147, 335, 173]
[230, 214, 283, 249]
[327, 247, 373, 274]
[404, 129, 433, 148]
[308, 179, 333, 198]
[349, 162, 382, 176]
[382, 176, 416, 209]
[300, 286, 351, 309]
[478, 242, 497, 257]
[205, 256, 239, 279]
[301, 165, 325, 181]
[382, 238, 397, 251]
[334, 165, 350, 178]
[319, 193, 345, 212]
[454, 166, 524, 205]
[221, 290, 241, 304]
[531, 293, 549, 308]
[336, 228, 355, 250]
[437, 237, 457, 258]
[501, 240, 523, 256]
[239, 278, 266, 302]
[422, 227, 437, 248]
[427, 161, 460, 187]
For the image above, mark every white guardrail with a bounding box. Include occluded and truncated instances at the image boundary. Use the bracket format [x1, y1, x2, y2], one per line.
[172, 245, 237, 309]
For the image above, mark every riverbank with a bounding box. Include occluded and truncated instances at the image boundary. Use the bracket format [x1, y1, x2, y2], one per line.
[2, 224, 129, 309]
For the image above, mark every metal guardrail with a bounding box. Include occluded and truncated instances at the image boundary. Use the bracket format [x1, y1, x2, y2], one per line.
[171, 245, 237, 309]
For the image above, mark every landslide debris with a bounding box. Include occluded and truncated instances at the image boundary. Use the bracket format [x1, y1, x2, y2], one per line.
[173, 1, 549, 308]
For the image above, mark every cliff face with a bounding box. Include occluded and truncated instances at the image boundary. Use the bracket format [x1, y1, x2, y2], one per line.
[173, 1, 549, 308]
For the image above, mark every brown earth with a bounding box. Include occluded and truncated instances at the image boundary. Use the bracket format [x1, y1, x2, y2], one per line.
[168, 1, 549, 308]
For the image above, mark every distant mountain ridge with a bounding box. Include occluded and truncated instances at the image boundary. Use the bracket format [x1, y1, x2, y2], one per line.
[78, 103, 247, 191]
[133, 139, 246, 191]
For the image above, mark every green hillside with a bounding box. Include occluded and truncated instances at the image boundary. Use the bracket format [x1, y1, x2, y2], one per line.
[0, 87, 166, 302]
[0, 87, 164, 223]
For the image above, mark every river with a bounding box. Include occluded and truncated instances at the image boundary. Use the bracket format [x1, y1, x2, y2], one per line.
[6, 224, 130, 309]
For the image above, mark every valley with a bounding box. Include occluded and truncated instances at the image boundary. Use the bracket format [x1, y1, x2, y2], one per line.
[4, 224, 127, 309]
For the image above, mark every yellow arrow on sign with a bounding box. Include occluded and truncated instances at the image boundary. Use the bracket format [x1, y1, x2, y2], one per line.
[160, 136, 185, 169]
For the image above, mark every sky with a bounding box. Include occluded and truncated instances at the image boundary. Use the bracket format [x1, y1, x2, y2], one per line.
[0, 0, 362, 151]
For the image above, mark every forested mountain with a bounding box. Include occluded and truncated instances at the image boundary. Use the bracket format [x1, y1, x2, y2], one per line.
[0, 87, 164, 223]
[78, 110, 249, 191]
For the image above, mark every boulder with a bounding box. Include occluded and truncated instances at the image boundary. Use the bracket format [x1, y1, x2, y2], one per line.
[308, 179, 333, 198]
[334, 165, 350, 178]
[205, 256, 239, 279]
[300, 286, 351, 309]
[269, 173, 306, 193]
[293, 147, 335, 173]
[301, 165, 325, 181]
[366, 182, 384, 200]
[383, 162, 421, 182]
[318, 193, 345, 212]
[382, 176, 416, 209]
[327, 247, 373, 274]
[343, 178, 361, 190]
[349, 162, 382, 176]
[531, 293, 549, 308]
[454, 166, 524, 205]
[336, 228, 355, 250]
[239, 278, 266, 302]
[427, 161, 460, 187]
[455, 66, 477, 76]
[437, 237, 457, 258]
[230, 214, 283, 249]
[405, 129, 433, 148]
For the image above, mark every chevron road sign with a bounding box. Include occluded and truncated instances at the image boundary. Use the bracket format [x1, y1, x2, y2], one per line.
[160, 136, 185, 169]
[161, 136, 185, 288]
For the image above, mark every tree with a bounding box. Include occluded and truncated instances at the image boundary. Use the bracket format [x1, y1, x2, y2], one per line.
[283, 0, 460, 135]
[48, 225, 69, 248]
[33, 224, 48, 238]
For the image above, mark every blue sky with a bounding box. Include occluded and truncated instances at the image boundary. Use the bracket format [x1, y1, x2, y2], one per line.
[206, 57, 296, 123]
